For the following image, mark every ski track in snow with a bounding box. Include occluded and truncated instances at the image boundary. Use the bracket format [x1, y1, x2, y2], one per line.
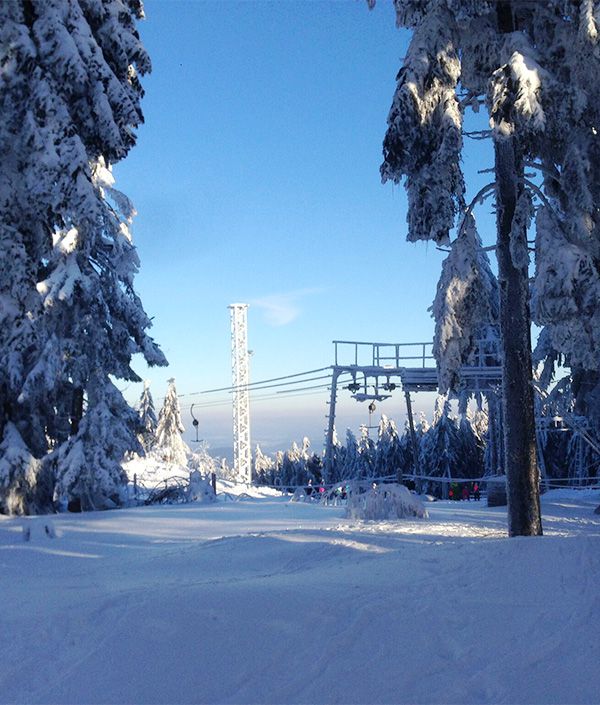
[0, 491, 599, 705]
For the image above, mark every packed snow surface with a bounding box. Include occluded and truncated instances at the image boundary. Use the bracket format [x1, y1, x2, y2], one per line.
[1, 487, 599, 705]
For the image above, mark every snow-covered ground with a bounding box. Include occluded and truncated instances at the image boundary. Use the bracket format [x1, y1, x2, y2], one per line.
[1, 488, 599, 705]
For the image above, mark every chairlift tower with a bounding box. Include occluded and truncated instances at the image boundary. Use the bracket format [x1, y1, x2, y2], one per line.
[228, 304, 252, 483]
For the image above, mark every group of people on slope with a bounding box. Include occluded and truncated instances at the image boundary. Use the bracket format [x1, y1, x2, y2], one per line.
[449, 482, 481, 501]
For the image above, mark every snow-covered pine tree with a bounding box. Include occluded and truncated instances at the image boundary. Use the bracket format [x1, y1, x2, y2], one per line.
[371, 0, 600, 534]
[51, 375, 139, 511]
[273, 450, 284, 486]
[374, 415, 405, 480]
[254, 444, 275, 485]
[0, 423, 52, 515]
[419, 396, 461, 496]
[431, 214, 500, 395]
[0, 0, 166, 513]
[137, 380, 158, 453]
[281, 441, 307, 487]
[280, 443, 299, 488]
[306, 451, 323, 485]
[343, 429, 360, 480]
[155, 379, 189, 467]
[456, 412, 484, 481]
[323, 427, 345, 483]
[356, 426, 376, 480]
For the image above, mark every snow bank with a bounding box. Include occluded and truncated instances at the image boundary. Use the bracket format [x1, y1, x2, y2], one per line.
[0, 489, 598, 705]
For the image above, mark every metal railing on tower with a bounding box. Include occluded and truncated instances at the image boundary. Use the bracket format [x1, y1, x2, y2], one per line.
[228, 303, 252, 483]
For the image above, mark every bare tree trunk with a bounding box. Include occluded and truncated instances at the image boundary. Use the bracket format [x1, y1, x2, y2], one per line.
[495, 137, 542, 536]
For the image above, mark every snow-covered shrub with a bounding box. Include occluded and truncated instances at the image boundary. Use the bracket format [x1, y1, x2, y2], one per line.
[188, 442, 216, 475]
[345, 483, 428, 521]
[187, 471, 216, 503]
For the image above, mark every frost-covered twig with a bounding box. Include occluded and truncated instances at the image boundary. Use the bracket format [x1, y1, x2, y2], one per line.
[456, 182, 496, 240]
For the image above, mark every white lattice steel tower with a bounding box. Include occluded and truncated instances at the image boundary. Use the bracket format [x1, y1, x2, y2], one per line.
[228, 304, 252, 483]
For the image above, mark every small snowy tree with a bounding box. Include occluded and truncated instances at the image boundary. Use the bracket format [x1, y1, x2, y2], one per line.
[155, 379, 189, 466]
[325, 427, 345, 483]
[342, 429, 360, 480]
[419, 397, 462, 487]
[375, 415, 406, 479]
[51, 376, 139, 511]
[187, 441, 216, 478]
[254, 444, 275, 485]
[137, 380, 158, 453]
[356, 426, 376, 480]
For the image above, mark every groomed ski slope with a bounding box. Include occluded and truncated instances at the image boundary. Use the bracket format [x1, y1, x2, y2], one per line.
[1, 488, 599, 705]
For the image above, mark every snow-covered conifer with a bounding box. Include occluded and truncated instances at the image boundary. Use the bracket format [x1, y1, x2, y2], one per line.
[187, 441, 216, 478]
[343, 429, 360, 480]
[431, 215, 500, 394]
[51, 376, 139, 511]
[137, 381, 158, 452]
[325, 427, 345, 483]
[372, 0, 600, 534]
[0, 423, 52, 515]
[0, 0, 166, 512]
[356, 426, 376, 480]
[419, 397, 461, 486]
[380, 2, 464, 244]
[254, 444, 275, 485]
[155, 379, 188, 466]
[456, 413, 484, 480]
[374, 415, 405, 479]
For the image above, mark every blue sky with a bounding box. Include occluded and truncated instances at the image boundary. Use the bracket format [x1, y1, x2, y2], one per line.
[114, 0, 495, 454]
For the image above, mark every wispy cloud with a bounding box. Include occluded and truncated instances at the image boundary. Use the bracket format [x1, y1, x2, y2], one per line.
[249, 288, 324, 326]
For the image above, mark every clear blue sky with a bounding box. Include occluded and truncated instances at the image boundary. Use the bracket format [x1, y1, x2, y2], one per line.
[114, 0, 496, 455]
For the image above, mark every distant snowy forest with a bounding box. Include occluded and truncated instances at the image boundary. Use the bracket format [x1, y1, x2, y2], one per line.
[1, 1, 599, 532]
[131, 377, 594, 503]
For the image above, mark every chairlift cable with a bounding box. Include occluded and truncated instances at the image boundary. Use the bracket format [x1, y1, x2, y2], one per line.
[181, 366, 332, 397]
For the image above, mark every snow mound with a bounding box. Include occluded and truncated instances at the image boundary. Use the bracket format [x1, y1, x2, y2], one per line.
[346, 483, 428, 521]
[187, 471, 215, 503]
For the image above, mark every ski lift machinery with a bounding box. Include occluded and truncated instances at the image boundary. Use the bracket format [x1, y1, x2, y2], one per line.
[322, 339, 503, 482]
[190, 404, 201, 443]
